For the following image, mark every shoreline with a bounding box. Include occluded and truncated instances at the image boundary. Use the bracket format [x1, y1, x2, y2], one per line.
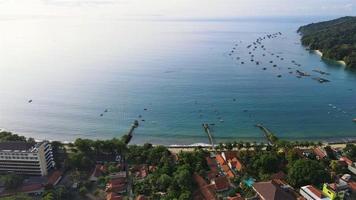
[313, 49, 346, 66]
[1, 128, 356, 147]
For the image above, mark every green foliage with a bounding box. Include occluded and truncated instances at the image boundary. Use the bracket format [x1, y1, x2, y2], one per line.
[287, 159, 329, 188]
[344, 143, 356, 160]
[79, 186, 88, 196]
[298, 16, 356, 68]
[127, 144, 172, 166]
[253, 153, 281, 174]
[0, 131, 27, 142]
[0, 174, 24, 190]
[0, 193, 32, 200]
[133, 148, 208, 199]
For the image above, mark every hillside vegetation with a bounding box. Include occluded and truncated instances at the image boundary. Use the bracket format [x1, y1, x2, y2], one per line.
[298, 16, 356, 68]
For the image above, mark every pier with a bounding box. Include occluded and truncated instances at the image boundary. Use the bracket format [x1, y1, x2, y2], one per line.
[123, 120, 139, 144]
[255, 124, 276, 145]
[202, 123, 215, 149]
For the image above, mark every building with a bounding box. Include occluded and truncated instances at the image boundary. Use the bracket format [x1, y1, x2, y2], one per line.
[0, 141, 55, 176]
[253, 179, 300, 200]
[300, 185, 330, 200]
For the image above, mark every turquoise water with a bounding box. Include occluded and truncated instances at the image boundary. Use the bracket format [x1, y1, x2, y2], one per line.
[0, 17, 355, 144]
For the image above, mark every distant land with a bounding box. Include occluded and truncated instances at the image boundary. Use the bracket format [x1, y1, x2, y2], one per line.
[298, 16, 356, 68]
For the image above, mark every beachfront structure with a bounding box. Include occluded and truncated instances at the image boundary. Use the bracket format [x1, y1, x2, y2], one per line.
[0, 141, 55, 176]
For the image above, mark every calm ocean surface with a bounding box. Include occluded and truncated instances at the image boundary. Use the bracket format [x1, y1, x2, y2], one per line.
[0, 16, 355, 144]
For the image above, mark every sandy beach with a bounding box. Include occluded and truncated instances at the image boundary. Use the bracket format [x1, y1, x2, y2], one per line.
[314, 49, 346, 65]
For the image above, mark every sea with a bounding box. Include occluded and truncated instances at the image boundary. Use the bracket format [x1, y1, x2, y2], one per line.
[0, 16, 355, 145]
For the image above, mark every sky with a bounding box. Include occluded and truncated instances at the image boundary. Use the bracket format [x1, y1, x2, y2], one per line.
[0, 0, 354, 19]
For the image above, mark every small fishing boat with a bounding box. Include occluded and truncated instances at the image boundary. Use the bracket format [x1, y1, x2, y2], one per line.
[100, 114, 103, 117]
[104, 109, 108, 112]
[28, 100, 32, 103]
[262, 68, 267, 70]
[353, 118, 356, 123]
[277, 75, 282, 78]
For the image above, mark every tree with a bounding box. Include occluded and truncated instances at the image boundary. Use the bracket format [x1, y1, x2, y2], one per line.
[288, 159, 329, 187]
[0, 193, 32, 200]
[0, 174, 24, 190]
[344, 144, 356, 160]
[173, 165, 193, 190]
[0, 132, 26, 142]
[156, 174, 172, 191]
[253, 153, 280, 174]
[79, 186, 88, 196]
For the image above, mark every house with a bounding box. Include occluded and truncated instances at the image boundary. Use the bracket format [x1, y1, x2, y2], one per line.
[227, 193, 245, 200]
[193, 173, 217, 200]
[136, 195, 146, 200]
[90, 164, 104, 181]
[253, 179, 299, 200]
[46, 170, 63, 186]
[300, 185, 330, 200]
[106, 177, 127, 194]
[222, 151, 244, 172]
[19, 183, 44, 195]
[270, 171, 286, 180]
[215, 154, 235, 178]
[339, 157, 353, 166]
[348, 162, 356, 175]
[313, 148, 326, 160]
[206, 157, 218, 180]
[322, 174, 354, 200]
[212, 176, 230, 192]
[106, 192, 123, 200]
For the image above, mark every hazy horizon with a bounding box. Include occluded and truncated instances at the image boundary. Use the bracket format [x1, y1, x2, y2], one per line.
[0, 0, 354, 20]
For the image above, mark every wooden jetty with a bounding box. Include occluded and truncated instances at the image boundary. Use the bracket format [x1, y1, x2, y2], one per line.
[202, 123, 215, 149]
[255, 124, 275, 145]
[124, 120, 139, 144]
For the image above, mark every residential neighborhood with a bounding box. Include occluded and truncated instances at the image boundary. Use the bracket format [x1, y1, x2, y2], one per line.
[0, 131, 356, 200]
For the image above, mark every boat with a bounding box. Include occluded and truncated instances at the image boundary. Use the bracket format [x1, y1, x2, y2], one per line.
[313, 77, 330, 83]
[28, 100, 32, 103]
[144, 108, 148, 111]
[104, 109, 108, 112]
[277, 75, 282, 78]
[262, 68, 267, 70]
[296, 70, 310, 76]
[353, 118, 356, 123]
[100, 114, 103, 117]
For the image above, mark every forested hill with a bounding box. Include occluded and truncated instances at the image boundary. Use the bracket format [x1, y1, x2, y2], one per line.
[297, 16, 356, 68]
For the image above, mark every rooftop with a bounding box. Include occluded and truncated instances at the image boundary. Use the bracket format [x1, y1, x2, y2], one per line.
[0, 141, 35, 151]
[253, 179, 297, 200]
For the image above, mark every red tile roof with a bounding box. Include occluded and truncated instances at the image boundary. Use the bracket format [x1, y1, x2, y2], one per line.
[305, 185, 323, 198]
[340, 156, 353, 166]
[47, 170, 63, 186]
[270, 171, 286, 180]
[106, 192, 123, 200]
[230, 158, 243, 171]
[348, 181, 356, 191]
[313, 148, 326, 159]
[20, 183, 43, 193]
[216, 154, 226, 166]
[253, 180, 296, 200]
[136, 195, 146, 200]
[214, 176, 230, 192]
[193, 173, 217, 200]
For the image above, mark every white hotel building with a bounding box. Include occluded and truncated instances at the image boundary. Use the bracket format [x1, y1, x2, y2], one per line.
[0, 141, 55, 176]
